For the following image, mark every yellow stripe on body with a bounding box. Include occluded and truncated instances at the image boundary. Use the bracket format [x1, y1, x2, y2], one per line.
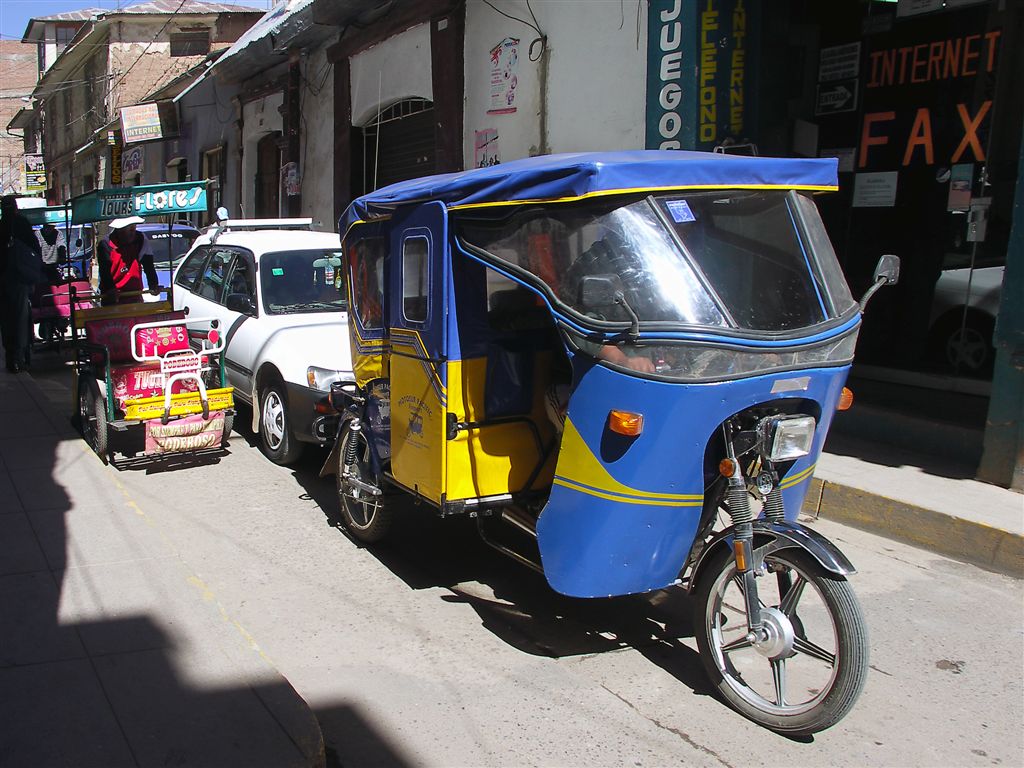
[553, 477, 703, 507]
[554, 419, 703, 503]
[780, 463, 816, 489]
[448, 184, 838, 212]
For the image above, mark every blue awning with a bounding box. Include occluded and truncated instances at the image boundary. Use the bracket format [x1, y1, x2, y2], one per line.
[343, 150, 839, 232]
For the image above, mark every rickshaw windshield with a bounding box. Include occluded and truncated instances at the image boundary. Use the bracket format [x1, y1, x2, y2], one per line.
[456, 190, 855, 333]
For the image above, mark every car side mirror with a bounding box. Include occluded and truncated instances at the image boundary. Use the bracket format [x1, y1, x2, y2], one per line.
[859, 254, 901, 312]
[873, 254, 900, 285]
[579, 274, 623, 308]
[225, 293, 255, 315]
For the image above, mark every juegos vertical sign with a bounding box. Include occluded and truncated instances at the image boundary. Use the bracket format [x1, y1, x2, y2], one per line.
[646, 0, 698, 149]
[647, 0, 757, 151]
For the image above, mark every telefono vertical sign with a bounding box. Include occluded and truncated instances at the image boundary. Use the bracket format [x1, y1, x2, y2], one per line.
[647, 0, 757, 151]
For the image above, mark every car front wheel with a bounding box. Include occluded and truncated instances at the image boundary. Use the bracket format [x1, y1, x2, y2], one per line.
[259, 384, 303, 465]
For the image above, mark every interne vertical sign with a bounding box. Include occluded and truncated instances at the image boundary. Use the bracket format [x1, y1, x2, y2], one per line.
[647, 0, 756, 151]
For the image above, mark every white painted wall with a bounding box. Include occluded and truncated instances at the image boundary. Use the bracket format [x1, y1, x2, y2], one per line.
[240, 91, 283, 218]
[349, 23, 432, 126]
[463, 0, 648, 166]
[299, 45, 335, 229]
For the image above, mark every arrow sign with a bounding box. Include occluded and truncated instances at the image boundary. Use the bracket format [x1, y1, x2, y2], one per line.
[816, 79, 858, 115]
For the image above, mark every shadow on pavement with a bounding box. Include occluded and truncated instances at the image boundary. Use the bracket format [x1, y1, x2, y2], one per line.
[1, 348, 410, 767]
[289, 456, 718, 705]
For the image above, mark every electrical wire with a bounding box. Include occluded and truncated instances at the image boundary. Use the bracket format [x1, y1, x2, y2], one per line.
[480, 0, 547, 61]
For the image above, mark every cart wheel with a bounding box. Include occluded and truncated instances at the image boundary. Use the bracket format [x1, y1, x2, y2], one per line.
[221, 411, 234, 445]
[336, 422, 393, 543]
[693, 547, 868, 736]
[78, 377, 109, 462]
[259, 383, 303, 465]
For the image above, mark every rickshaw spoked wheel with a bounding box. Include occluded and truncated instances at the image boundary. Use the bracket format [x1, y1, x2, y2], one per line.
[693, 547, 868, 736]
[77, 376, 109, 463]
[336, 421, 393, 544]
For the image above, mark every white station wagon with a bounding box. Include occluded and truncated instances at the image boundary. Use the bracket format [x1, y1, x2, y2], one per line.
[172, 218, 352, 464]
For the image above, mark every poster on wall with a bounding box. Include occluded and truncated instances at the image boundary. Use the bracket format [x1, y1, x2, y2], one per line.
[122, 146, 144, 179]
[487, 37, 519, 115]
[852, 171, 899, 207]
[474, 129, 501, 168]
[23, 154, 46, 193]
[282, 162, 301, 196]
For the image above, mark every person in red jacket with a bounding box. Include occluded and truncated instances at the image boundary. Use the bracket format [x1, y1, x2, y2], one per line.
[98, 216, 159, 305]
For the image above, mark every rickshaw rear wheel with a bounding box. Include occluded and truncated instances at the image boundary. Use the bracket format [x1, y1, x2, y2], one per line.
[336, 422, 393, 543]
[693, 547, 868, 736]
[78, 376, 109, 462]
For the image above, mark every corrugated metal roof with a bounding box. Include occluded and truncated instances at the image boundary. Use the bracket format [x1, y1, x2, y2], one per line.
[101, 1, 263, 14]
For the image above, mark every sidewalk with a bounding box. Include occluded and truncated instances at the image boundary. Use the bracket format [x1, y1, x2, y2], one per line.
[0, 354, 325, 767]
[808, 405, 1023, 578]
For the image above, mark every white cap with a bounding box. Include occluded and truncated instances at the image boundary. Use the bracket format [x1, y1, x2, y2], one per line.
[109, 215, 144, 230]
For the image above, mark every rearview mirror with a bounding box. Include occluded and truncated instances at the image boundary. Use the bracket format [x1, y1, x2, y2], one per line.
[225, 293, 255, 315]
[859, 254, 901, 312]
[579, 274, 623, 308]
[75, 238, 83, 248]
[873, 254, 900, 285]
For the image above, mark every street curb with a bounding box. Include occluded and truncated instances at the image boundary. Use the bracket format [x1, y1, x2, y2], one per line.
[804, 477, 1024, 579]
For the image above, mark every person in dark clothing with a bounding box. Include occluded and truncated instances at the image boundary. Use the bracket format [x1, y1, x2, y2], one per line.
[97, 216, 159, 305]
[0, 195, 43, 373]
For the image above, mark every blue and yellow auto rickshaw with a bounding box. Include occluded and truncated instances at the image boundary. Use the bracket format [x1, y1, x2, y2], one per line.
[327, 151, 899, 734]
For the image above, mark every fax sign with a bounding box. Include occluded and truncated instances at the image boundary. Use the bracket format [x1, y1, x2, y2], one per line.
[816, 79, 858, 116]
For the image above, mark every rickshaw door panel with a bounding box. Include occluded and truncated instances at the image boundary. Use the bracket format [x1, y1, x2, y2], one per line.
[387, 202, 448, 504]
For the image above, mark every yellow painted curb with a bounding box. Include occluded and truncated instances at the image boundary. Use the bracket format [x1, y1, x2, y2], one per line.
[804, 478, 1024, 579]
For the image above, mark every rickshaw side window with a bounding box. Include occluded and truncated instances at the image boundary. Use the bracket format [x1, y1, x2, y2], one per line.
[176, 246, 209, 291]
[348, 237, 385, 329]
[791, 193, 857, 316]
[402, 236, 429, 323]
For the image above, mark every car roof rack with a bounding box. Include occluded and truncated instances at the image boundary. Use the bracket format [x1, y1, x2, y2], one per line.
[209, 218, 314, 244]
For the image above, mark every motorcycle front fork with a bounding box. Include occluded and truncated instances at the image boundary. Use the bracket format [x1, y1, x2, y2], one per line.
[721, 423, 787, 639]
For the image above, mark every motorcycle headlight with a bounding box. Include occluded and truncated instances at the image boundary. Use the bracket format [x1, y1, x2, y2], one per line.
[760, 415, 816, 461]
[306, 366, 347, 392]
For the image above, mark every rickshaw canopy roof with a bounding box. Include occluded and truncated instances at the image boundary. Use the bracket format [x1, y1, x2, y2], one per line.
[70, 180, 209, 224]
[343, 150, 839, 231]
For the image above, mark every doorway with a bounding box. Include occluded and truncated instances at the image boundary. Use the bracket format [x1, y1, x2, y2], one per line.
[255, 133, 281, 218]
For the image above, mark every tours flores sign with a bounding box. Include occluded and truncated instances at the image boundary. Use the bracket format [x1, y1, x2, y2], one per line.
[646, 0, 758, 151]
[71, 181, 208, 224]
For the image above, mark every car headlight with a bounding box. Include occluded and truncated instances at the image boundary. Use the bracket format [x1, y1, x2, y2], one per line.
[760, 415, 816, 461]
[307, 366, 347, 392]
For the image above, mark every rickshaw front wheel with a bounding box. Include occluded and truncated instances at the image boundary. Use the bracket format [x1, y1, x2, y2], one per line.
[77, 376, 109, 462]
[336, 422, 393, 543]
[693, 547, 868, 736]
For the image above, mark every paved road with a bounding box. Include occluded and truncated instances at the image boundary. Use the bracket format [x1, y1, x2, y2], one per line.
[30, 361, 1024, 768]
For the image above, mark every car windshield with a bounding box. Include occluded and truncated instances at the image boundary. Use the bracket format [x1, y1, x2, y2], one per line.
[146, 230, 198, 268]
[456, 190, 856, 333]
[260, 249, 347, 315]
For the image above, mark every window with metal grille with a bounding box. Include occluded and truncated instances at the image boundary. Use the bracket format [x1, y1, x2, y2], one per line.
[170, 30, 210, 57]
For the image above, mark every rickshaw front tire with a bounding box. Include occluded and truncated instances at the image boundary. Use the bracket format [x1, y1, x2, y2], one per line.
[693, 547, 868, 736]
[221, 410, 234, 445]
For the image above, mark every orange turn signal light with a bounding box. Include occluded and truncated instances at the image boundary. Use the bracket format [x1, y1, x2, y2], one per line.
[719, 458, 738, 478]
[608, 410, 644, 436]
[837, 387, 854, 411]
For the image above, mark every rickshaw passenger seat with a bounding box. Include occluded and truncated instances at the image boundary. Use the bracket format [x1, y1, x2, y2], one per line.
[485, 337, 535, 418]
